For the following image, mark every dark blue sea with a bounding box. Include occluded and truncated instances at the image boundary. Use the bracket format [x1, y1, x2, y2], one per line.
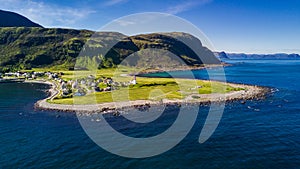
[1, 60, 300, 168]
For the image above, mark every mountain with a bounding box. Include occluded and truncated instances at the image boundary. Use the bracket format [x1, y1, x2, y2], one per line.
[215, 52, 300, 60]
[0, 27, 94, 71]
[214, 51, 229, 60]
[0, 27, 219, 72]
[98, 32, 219, 69]
[0, 10, 42, 27]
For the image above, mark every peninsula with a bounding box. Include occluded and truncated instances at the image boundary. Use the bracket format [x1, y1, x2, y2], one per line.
[4, 67, 267, 114]
[0, 21, 268, 113]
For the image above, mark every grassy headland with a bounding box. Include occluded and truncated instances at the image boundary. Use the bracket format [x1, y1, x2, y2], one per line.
[23, 67, 243, 105]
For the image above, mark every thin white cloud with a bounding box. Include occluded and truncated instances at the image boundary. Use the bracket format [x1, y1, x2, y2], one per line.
[0, 0, 95, 27]
[282, 49, 300, 54]
[104, 0, 128, 6]
[115, 20, 136, 26]
[166, 0, 212, 15]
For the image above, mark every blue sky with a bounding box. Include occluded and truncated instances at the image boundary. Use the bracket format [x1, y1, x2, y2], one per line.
[1, 0, 300, 54]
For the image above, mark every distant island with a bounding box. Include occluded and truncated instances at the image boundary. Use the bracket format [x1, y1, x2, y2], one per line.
[215, 51, 300, 60]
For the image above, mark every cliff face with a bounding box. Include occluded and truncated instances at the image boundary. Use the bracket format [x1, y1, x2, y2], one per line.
[0, 10, 42, 27]
[0, 27, 219, 71]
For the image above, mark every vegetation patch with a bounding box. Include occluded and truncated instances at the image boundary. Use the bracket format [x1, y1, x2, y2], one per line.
[44, 68, 244, 105]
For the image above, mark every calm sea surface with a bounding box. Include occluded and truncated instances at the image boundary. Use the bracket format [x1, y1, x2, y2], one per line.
[0, 60, 300, 168]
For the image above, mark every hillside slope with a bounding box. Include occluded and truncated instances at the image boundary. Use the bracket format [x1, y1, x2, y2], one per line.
[0, 27, 219, 71]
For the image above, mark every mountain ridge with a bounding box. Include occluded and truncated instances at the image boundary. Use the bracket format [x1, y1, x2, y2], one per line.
[0, 27, 219, 72]
[0, 10, 220, 72]
[0, 10, 42, 28]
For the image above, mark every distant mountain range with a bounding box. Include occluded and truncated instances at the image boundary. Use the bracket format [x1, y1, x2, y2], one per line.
[0, 10, 42, 27]
[215, 51, 300, 60]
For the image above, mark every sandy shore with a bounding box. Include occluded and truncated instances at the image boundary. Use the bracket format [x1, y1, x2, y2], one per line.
[33, 79, 269, 114]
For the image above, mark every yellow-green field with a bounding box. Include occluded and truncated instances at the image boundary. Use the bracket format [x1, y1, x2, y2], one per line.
[32, 66, 137, 80]
[30, 67, 243, 105]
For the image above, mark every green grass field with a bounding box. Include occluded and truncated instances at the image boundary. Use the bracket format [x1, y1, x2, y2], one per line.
[49, 76, 242, 105]
[31, 67, 243, 105]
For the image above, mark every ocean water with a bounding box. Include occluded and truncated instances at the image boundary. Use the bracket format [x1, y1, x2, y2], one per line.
[1, 60, 300, 168]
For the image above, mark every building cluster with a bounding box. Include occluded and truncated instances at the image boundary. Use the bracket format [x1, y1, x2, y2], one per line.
[3, 71, 62, 80]
[59, 75, 137, 97]
[2, 71, 137, 98]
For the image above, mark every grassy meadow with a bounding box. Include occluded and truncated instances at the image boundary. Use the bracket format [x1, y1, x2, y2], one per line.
[38, 67, 243, 105]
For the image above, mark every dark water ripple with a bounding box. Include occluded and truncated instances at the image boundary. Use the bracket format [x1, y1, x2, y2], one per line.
[1, 60, 300, 168]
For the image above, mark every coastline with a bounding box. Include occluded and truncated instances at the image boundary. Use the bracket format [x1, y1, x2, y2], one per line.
[32, 79, 270, 114]
[24, 80, 58, 101]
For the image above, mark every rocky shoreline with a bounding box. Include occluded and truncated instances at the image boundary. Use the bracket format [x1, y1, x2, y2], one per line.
[33, 79, 270, 114]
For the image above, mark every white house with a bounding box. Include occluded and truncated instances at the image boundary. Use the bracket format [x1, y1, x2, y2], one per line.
[130, 76, 137, 85]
